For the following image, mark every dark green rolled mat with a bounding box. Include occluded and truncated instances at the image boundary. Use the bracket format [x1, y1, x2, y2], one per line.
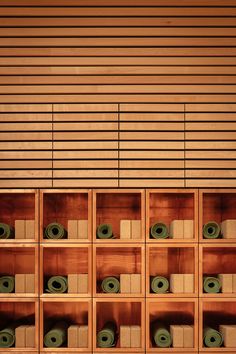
[0, 223, 14, 239]
[203, 327, 223, 348]
[152, 322, 172, 348]
[150, 222, 168, 239]
[101, 276, 120, 293]
[44, 321, 68, 348]
[97, 321, 117, 348]
[0, 276, 14, 293]
[203, 221, 221, 239]
[46, 276, 68, 293]
[0, 326, 15, 348]
[151, 276, 169, 294]
[96, 223, 113, 239]
[203, 276, 221, 293]
[44, 222, 66, 239]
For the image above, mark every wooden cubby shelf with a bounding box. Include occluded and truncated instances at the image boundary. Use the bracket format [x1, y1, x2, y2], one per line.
[40, 190, 91, 243]
[146, 189, 198, 243]
[93, 190, 145, 243]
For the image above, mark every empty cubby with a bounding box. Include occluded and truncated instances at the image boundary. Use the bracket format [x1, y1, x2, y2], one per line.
[94, 190, 145, 242]
[147, 299, 198, 352]
[41, 190, 91, 242]
[41, 245, 91, 297]
[94, 245, 145, 297]
[147, 189, 197, 242]
[0, 191, 37, 242]
[200, 190, 236, 242]
[41, 299, 92, 352]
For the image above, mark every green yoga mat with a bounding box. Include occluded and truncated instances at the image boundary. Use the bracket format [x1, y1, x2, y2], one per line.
[150, 222, 168, 239]
[0, 276, 14, 293]
[0, 223, 14, 239]
[101, 276, 120, 293]
[44, 222, 66, 239]
[151, 276, 169, 294]
[46, 276, 68, 293]
[96, 224, 113, 239]
[44, 321, 68, 348]
[152, 322, 172, 348]
[203, 276, 221, 293]
[0, 326, 15, 348]
[97, 321, 117, 348]
[203, 327, 223, 348]
[203, 221, 221, 239]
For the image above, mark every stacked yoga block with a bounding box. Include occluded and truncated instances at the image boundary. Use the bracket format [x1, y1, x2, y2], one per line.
[15, 325, 35, 348]
[68, 325, 88, 348]
[15, 274, 35, 293]
[120, 220, 141, 239]
[15, 220, 35, 239]
[170, 325, 194, 348]
[68, 220, 88, 239]
[120, 325, 141, 348]
[120, 274, 141, 293]
[68, 274, 88, 293]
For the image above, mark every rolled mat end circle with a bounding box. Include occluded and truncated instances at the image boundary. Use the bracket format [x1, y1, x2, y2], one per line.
[150, 222, 168, 239]
[0, 276, 15, 293]
[203, 327, 223, 348]
[151, 276, 169, 294]
[203, 221, 221, 239]
[203, 276, 221, 293]
[0, 223, 14, 239]
[44, 222, 66, 239]
[101, 276, 120, 293]
[96, 223, 113, 239]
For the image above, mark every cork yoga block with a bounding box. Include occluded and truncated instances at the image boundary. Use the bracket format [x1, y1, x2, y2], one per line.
[170, 274, 194, 293]
[120, 325, 141, 348]
[120, 273, 141, 293]
[120, 325, 131, 348]
[15, 274, 35, 293]
[218, 274, 233, 293]
[120, 220, 141, 239]
[68, 220, 88, 239]
[221, 219, 236, 239]
[170, 325, 194, 348]
[68, 325, 88, 348]
[183, 220, 194, 239]
[15, 220, 35, 239]
[219, 325, 236, 348]
[184, 274, 194, 293]
[15, 325, 35, 348]
[131, 220, 141, 239]
[68, 274, 88, 294]
[170, 220, 194, 239]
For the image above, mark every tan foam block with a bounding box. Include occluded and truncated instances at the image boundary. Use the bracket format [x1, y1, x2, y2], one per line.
[15, 274, 25, 293]
[120, 220, 131, 239]
[221, 219, 236, 239]
[120, 325, 131, 348]
[130, 274, 141, 294]
[25, 220, 35, 239]
[120, 274, 131, 293]
[233, 274, 236, 293]
[26, 325, 35, 348]
[182, 325, 194, 348]
[170, 274, 184, 293]
[170, 220, 184, 239]
[15, 219, 25, 239]
[131, 220, 141, 239]
[130, 325, 141, 348]
[68, 325, 79, 348]
[184, 274, 194, 293]
[77, 274, 88, 294]
[68, 274, 78, 293]
[15, 325, 27, 347]
[68, 220, 78, 239]
[219, 274, 233, 293]
[184, 220, 194, 239]
[219, 325, 236, 347]
[78, 325, 88, 348]
[25, 274, 35, 293]
[78, 220, 88, 239]
[170, 325, 184, 348]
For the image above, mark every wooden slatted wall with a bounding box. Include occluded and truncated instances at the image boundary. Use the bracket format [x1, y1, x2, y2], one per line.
[0, 0, 235, 188]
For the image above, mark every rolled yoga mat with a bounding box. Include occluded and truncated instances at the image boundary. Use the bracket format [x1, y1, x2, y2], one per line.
[150, 222, 168, 239]
[203, 327, 223, 348]
[0, 326, 15, 348]
[0, 223, 14, 239]
[203, 221, 221, 239]
[44, 321, 68, 348]
[101, 276, 120, 293]
[96, 223, 113, 239]
[44, 222, 66, 239]
[46, 276, 68, 294]
[203, 276, 221, 293]
[152, 322, 172, 348]
[151, 276, 169, 294]
[0, 276, 14, 293]
[97, 321, 117, 348]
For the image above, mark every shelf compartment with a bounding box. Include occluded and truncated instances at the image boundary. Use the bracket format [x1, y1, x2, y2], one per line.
[200, 298, 236, 352]
[147, 244, 198, 297]
[200, 189, 236, 243]
[146, 298, 198, 352]
[0, 245, 38, 297]
[146, 189, 198, 243]
[200, 245, 236, 297]
[0, 298, 38, 352]
[40, 298, 92, 352]
[94, 298, 145, 352]
[93, 189, 145, 243]
[40, 189, 91, 243]
[94, 244, 145, 297]
[40, 244, 91, 297]
[0, 190, 38, 242]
